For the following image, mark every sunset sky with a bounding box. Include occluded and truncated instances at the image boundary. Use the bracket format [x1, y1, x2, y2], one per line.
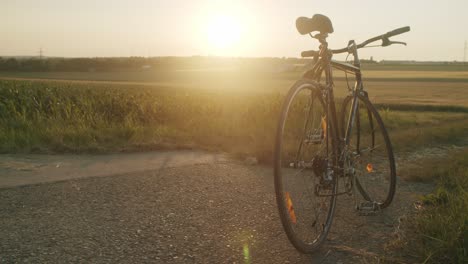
[2, 0, 468, 61]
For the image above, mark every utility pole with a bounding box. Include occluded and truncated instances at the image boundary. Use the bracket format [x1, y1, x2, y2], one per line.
[39, 47, 43, 60]
[464, 41, 467, 66]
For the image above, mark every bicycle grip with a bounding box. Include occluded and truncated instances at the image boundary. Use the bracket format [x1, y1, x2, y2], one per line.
[385, 26, 410, 38]
[301, 50, 319, 58]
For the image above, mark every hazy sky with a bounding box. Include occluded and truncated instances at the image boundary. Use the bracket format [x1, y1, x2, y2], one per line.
[2, 0, 468, 61]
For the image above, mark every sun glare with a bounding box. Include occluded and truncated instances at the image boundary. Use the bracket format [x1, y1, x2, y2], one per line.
[205, 15, 243, 55]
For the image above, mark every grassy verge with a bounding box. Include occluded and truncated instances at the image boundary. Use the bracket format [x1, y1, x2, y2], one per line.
[399, 150, 468, 263]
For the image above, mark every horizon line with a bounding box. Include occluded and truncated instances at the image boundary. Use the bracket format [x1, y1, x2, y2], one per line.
[0, 55, 466, 63]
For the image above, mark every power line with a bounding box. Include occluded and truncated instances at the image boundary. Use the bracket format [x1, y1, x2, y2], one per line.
[39, 47, 43, 59]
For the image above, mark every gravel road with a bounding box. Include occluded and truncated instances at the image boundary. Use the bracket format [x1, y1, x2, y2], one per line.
[0, 152, 431, 263]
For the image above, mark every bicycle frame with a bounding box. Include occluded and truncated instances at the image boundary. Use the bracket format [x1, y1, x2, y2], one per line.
[302, 39, 365, 164]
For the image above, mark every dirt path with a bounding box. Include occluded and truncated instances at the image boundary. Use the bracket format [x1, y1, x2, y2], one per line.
[0, 149, 451, 263]
[0, 151, 228, 189]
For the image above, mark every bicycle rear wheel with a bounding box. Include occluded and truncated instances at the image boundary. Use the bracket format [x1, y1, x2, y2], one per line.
[274, 79, 338, 253]
[341, 94, 396, 209]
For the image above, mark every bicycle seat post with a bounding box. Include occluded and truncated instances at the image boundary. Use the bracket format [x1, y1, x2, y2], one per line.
[314, 33, 328, 48]
[314, 33, 330, 64]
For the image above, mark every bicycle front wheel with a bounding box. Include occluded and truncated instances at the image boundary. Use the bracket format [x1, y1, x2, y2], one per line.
[341, 94, 396, 209]
[274, 79, 338, 253]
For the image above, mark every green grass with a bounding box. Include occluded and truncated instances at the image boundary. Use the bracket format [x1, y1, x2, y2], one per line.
[385, 150, 468, 263]
[0, 80, 283, 161]
[1, 79, 468, 163]
[407, 150, 468, 263]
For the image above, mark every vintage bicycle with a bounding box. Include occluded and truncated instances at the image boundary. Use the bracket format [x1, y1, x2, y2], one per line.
[274, 14, 410, 253]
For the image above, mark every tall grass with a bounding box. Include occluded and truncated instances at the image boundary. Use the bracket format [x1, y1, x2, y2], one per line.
[0, 80, 283, 160]
[1, 79, 468, 162]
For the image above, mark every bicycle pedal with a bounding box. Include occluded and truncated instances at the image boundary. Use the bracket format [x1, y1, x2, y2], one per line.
[356, 201, 380, 216]
[289, 162, 313, 169]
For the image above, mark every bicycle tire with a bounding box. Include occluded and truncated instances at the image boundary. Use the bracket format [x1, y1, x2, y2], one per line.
[274, 79, 338, 253]
[341, 94, 396, 209]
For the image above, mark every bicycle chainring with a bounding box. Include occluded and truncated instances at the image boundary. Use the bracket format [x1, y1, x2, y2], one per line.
[312, 156, 327, 178]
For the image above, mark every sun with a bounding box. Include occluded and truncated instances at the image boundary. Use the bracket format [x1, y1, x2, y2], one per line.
[205, 15, 243, 54]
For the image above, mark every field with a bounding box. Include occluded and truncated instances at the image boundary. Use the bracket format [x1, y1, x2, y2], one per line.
[1, 62, 467, 262]
[1, 64, 468, 157]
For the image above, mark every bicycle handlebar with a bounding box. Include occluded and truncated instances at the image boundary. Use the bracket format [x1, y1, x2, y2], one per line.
[301, 26, 411, 57]
[355, 26, 411, 49]
[385, 26, 410, 38]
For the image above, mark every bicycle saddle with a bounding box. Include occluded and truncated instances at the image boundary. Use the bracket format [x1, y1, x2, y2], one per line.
[296, 14, 334, 35]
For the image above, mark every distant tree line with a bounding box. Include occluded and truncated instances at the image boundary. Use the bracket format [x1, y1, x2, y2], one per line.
[0, 56, 312, 72]
[1, 56, 464, 72]
[0, 57, 161, 72]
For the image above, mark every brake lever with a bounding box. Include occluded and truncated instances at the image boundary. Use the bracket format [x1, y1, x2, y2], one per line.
[382, 36, 407, 47]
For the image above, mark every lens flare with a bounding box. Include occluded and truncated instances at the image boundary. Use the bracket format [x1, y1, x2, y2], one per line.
[243, 244, 250, 264]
